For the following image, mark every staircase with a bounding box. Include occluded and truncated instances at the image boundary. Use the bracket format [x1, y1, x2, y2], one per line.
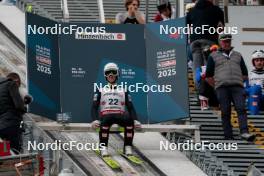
[17, 0, 197, 23]
[189, 95, 264, 176]
[67, 0, 99, 22]
[33, 0, 62, 21]
[17, 0, 100, 22]
[165, 71, 264, 176]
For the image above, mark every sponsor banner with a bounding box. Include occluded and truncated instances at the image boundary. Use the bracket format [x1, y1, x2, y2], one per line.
[59, 23, 147, 123]
[75, 32, 126, 40]
[26, 13, 61, 119]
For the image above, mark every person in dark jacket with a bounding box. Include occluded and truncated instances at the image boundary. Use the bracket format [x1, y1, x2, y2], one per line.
[0, 73, 26, 153]
[206, 34, 255, 141]
[186, 0, 224, 87]
[154, 0, 176, 22]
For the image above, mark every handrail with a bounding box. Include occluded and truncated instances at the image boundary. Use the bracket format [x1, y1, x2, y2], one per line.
[247, 163, 264, 176]
[97, 0, 105, 23]
[61, 0, 69, 22]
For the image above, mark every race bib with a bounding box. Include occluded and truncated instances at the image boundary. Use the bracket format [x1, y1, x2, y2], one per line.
[100, 88, 126, 115]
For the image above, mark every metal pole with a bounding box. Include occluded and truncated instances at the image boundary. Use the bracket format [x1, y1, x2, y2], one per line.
[145, 0, 149, 23]
[175, 0, 183, 18]
[61, 0, 69, 22]
[178, 0, 184, 17]
[54, 147, 61, 175]
[224, 0, 228, 23]
[97, 0, 105, 23]
[175, 0, 178, 18]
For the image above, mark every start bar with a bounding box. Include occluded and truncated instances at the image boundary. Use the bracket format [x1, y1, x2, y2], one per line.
[35, 122, 201, 142]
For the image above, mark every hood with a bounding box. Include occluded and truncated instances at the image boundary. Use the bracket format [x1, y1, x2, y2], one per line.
[195, 0, 213, 8]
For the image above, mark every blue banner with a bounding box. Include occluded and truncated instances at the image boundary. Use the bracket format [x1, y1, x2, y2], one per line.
[26, 13, 60, 120]
[59, 23, 147, 123]
[146, 18, 189, 123]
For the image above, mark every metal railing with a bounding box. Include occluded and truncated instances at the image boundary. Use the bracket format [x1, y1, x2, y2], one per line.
[229, 0, 264, 5]
[247, 164, 264, 176]
[165, 133, 238, 176]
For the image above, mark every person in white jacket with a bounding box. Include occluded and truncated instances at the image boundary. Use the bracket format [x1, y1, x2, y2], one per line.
[247, 50, 264, 115]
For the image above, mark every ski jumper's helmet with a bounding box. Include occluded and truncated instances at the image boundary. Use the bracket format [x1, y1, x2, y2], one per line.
[252, 50, 264, 66]
[104, 63, 119, 82]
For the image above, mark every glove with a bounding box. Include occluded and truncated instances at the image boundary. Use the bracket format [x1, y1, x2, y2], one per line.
[244, 80, 249, 89]
[134, 120, 141, 128]
[91, 120, 100, 129]
[24, 94, 33, 104]
[20, 121, 25, 132]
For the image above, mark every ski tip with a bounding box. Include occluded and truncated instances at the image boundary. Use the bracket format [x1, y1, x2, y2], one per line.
[118, 150, 143, 165]
[127, 155, 144, 165]
[94, 149, 122, 170]
[103, 156, 122, 170]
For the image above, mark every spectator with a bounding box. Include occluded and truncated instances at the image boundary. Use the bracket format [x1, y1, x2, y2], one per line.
[116, 0, 145, 24]
[186, 0, 224, 87]
[185, 0, 196, 14]
[154, 0, 176, 22]
[206, 34, 255, 141]
[196, 44, 219, 110]
[246, 50, 264, 115]
[0, 73, 26, 153]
